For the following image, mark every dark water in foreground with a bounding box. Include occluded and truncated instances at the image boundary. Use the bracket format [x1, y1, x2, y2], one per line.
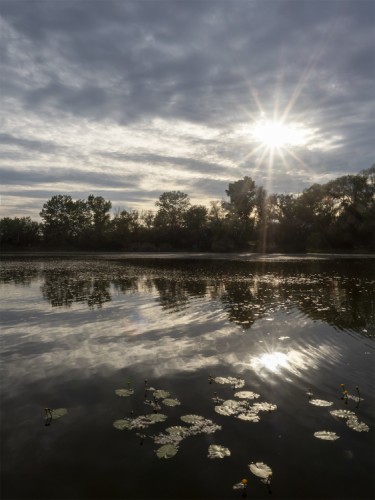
[0, 255, 374, 500]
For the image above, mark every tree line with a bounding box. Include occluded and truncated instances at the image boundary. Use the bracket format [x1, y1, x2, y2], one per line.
[1, 165, 374, 253]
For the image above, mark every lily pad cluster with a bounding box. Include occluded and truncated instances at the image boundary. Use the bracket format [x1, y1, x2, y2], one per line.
[213, 377, 277, 423]
[309, 385, 370, 441]
[113, 413, 167, 431]
[144, 388, 181, 409]
[152, 416, 222, 453]
[330, 409, 369, 432]
[112, 380, 221, 460]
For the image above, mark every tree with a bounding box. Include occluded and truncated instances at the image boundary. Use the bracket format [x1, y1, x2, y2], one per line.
[109, 209, 140, 249]
[87, 195, 112, 234]
[224, 176, 257, 219]
[40, 194, 91, 247]
[154, 191, 190, 230]
[184, 205, 209, 249]
[0, 217, 41, 248]
[222, 177, 259, 249]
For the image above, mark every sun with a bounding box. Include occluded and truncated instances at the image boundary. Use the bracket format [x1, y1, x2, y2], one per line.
[252, 119, 307, 150]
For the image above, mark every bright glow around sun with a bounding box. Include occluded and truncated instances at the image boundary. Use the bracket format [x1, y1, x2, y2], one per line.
[252, 120, 308, 149]
[257, 352, 290, 372]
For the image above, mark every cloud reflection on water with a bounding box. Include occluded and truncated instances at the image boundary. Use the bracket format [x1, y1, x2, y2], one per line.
[0, 258, 373, 393]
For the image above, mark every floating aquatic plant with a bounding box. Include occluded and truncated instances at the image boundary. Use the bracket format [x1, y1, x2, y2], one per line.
[237, 412, 260, 422]
[162, 398, 181, 407]
[115, 388, 134, 397]
[152, 418, 221, 447]
[144, 399, 162, 411]
[215, 398, 277, 421]
[44, 408, 68, 420]
[346, 417, 369, 432]
[214, 376, 245, 389]
[113, 413, 167, 431]
[314, 431, 340, 441]
[180, 414, 204, 424]
[249, 462, 273, 480]
[207, 444, 231, 459]
[113, 418, 134, 430]
[153, 390, 170, 399]
[166, 426, 189, 437]
[330, 409, 356, 419]
[309, 399, 333, 407]
[147, 414, 168, 423]
[214, 399, 244, 416]
[233, 479, 248, 491]
[156, 444, 179, 459]
[234, 391, 260, 400]
[252, 402, 277, 412]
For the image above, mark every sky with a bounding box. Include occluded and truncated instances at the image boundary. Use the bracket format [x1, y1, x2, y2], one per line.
[1, 0, 374, 220]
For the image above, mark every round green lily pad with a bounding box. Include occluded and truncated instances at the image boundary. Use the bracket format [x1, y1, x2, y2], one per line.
[162, 398, 181, 406]
[156, 444, 179, 459]
[50, 408, 68, 420]
[115, 388, 134, 397]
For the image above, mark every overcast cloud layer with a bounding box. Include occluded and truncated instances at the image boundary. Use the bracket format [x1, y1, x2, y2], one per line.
[1, 0, 374, 219]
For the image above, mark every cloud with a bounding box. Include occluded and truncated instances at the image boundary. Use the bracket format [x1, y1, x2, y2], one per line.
[0, 0, 374, 218]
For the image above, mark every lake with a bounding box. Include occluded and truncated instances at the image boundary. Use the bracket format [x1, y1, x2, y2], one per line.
[0, 254, 374, 499]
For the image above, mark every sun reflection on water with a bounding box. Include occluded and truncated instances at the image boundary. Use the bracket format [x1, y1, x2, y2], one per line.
[248, 342, 342, 380]
[255, 352, 290, 373]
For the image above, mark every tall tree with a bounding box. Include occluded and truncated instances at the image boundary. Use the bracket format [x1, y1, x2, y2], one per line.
[224, 176, 257, 219]
[154, 191, 190, 230]
[87, 195, 112, 234]
[222, 176, 259, 249]
[40, 194, 91, 246]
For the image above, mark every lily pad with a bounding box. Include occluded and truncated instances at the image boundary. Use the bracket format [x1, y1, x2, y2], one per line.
[252, 402, 277, 412]
[113, 414, 167, 431]
[162, 398, 181, 407]
[309, 399, 333, 407]
[233, 482, 247, 490]
[50, 408, 68, 420]
[115, 388, 134, 397]
[207, 444, 231, 459]
[180, 414, 204, 424]
[215, 399, 242, 417]
[147, 413, 168, 423]
[234, 391, 260, 400]
[237, 412, 260, 422]
[314, 431, 340, 441]
[153, 390, 170, 399]
[249, 462, 273, 479]
[166, 426, 188, 436]
[214, 376, 245, 388]
[330, 409, 356, 419]
[113, 418, 133, 430]
[346, 418, 369, 432]
[156, 444, 179, 459]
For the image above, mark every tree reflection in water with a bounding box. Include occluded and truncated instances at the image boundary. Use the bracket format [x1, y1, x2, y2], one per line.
[0, 257, 373, 336]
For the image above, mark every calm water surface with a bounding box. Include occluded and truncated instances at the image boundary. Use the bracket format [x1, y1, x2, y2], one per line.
[1, 255, 374, 500]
